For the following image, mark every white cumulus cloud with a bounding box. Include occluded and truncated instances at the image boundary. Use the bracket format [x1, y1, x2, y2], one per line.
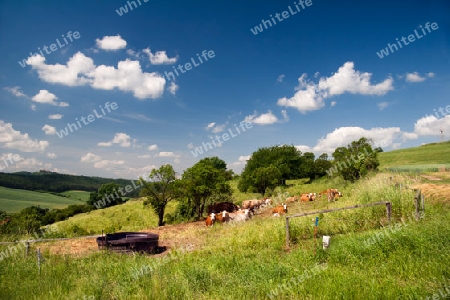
[0, 120, 48, 152]
[278, 62, 394, 113]
[32, 90, 68, 106]
[245, 111, 278, 125]
[48, 114, 63, 120]
[42, 125, 56, 135]
[27, 52, 166, 99]
[96, 35, 127, 50]
[98, 133, 132, 147]
[143, 48, 178, 65]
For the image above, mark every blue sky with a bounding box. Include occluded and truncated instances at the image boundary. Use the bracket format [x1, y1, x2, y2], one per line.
[0, 0, 449, 179]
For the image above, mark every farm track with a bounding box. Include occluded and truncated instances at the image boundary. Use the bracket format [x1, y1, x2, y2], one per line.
[38, 205, 276, 257]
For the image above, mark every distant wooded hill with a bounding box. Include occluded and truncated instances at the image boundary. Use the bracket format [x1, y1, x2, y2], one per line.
[0, 170, 141, 197]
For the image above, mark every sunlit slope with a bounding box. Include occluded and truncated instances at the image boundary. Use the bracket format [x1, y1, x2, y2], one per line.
[378, 141, 450, 171]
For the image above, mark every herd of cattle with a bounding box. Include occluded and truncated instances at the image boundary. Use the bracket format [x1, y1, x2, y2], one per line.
[204, 188, 342, 227]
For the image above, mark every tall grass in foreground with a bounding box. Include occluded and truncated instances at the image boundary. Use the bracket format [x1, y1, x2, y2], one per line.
[0, 204, 448, 299]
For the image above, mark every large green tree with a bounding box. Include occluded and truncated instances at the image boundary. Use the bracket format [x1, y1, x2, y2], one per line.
[181, 157, 232, 220]
[314, 153, 333, 178]
[299, 152, 316, 180]
[252, 165, 282, 196]
[238, 145, 303, 193]
[330, 137, 380, 182]
[140, 164, 179, 226]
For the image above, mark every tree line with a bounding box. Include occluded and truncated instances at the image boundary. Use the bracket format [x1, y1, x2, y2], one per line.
[0, 170, 141, 196]
[138, 137, 380, 227]
[0, 137, 381, 234]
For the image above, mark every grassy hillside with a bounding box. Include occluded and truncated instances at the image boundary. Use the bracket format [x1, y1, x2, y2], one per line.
[60, 190, 91, 202]
[1, 173, 449, 299]
[47, 199, 179, 236]
[379, 141, 450, 171]
[0, 187, 84, 213]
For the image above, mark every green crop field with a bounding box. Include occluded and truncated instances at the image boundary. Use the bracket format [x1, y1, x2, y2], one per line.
[0, 187, 83, 213]
[379, 141, 450, 171]
[60, 190, 91, 202]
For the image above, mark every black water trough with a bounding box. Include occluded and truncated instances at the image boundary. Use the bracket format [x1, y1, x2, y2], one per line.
[96, 232, 160, 254]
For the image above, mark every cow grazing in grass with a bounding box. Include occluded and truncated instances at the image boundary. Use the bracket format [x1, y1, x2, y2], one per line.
[205, 213, 216, 227]
[207, 202, 239, 214]
[215, 210, 230, 223]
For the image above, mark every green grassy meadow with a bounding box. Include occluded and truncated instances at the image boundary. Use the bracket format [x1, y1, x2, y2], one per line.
[1, 172, 449, 299]
[378, 141, 450, 171]
[0, 187, 85, 213]
[60, 190, 91, 202]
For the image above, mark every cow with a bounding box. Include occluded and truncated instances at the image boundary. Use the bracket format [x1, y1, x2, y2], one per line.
[229, 209, 251, 222]
[286, 196, 298, 203]
[207, 202, 239, 214]
[320, 189, 342, 200]
[327, 191, 335, 202]
[215, 210, 230, 223]
[300, 194, 311, 202]
[264, 198, 273, 206]
[205, 213, 216, 227]
[242, 199, 263, 213]
[272, 203, 287, 216]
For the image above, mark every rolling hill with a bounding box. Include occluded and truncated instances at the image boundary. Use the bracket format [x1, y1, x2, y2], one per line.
[0, 187, 85, 213]
[378, 141, 450, 171]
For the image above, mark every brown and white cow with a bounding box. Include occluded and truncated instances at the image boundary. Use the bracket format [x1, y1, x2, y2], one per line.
[286, 196, 298, 203]
[215, 210, 230, 223]
[205, 213, 216, 227]
[272, 203, 288, 216]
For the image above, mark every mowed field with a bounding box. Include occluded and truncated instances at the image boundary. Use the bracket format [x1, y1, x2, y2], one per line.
[0, 187, 85, 213]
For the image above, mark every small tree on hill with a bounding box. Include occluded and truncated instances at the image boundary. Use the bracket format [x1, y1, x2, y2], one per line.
[140, 164, 179, 227]
[181, 157, 232, 220]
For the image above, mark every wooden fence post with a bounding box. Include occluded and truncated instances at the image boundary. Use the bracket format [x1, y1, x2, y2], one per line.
[285, 217, 290, 248]
[37, 248, 41, 275]
[414, 190, 420, 221]
[421, 193, 425, 213]
[25, 241, 29, 257]
[385, 202, 391, 222]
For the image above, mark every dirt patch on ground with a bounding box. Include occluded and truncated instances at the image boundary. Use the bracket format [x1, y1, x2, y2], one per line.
[421, 175, 443, 181]
[38, 219, 210, 258]
[40, 237, 99, 257]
